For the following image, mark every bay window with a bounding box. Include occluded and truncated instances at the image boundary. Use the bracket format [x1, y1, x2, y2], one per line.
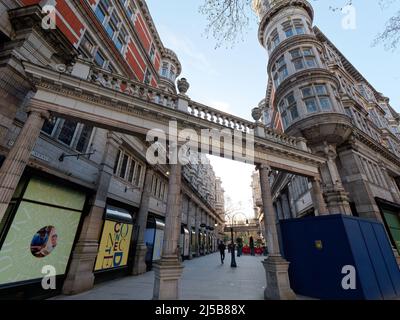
[279, 92, 299, 129]
[282, 19, 305, 39]
[161, 62, 169, 77]
[272, 55, 288, 88]
[290, 47, 317, 71]
[301, 84, 332, 113]
[268, 29, 280, 51]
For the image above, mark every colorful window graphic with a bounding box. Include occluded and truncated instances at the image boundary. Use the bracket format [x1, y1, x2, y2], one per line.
[0, 177, 85, 286]
[94, 220, 133, 271]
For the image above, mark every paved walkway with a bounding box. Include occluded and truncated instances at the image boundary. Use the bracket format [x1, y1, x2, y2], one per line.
[53, 253, 266, 300]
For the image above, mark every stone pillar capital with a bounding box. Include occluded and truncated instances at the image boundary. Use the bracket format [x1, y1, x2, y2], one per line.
[25, 99, 51, 119]
[256, 163, 272, 175]
[311, 175, 322, 183]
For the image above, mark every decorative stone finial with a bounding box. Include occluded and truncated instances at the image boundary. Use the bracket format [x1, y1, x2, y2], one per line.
[177, 78, 190, 95]
[251, 107, 262, 122]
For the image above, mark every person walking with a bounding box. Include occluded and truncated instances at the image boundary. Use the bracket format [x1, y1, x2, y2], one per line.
[218, 241, 226, 264]
[249, 236, 255, 256]
[236, 238, 243, 257]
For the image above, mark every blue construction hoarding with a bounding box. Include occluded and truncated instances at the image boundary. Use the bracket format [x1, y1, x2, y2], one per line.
[280, 214, 400, 300]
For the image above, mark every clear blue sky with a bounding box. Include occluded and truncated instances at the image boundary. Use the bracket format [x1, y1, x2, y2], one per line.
[146, 0, 400, 217]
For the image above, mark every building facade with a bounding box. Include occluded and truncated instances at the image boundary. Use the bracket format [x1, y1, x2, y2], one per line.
[251, 0, 400, 262]
[0, 0, 225, 299]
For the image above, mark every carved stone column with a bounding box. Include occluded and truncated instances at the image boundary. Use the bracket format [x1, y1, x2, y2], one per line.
[314, 143, 352, 215]
[132, 167, 154, 275]
[258, 164, 296, 300]
[310, 177, 329, 216]
[62, 132, 121, 295]
[337, 147, 380, 219]
[195, 207, 201, 257]
[0, 101, 49, 225]
[187, 200, 196, 260]
[276, 198, 284, 220]
[153, 163, 184, 300]
[280, 192, 292, 219]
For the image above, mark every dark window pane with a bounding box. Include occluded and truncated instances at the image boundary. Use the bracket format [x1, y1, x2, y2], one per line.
[58, 120, 78, 146]
[128, 159, 136, 182]
[285, 27, 294, 38]
[290, 105, 299, 119]
[95, 51, 105, 67]
[119, 154, 129, 179]
[286, 94, 296, 105]
[315, 85, 327, 95]
[319, 97, 332, 110]
[294, 59, 304, 70]
[114, 150, 121, 174]
[305, 98, 318, 113]
[305, 57, 316, 68]
[135, 164, 142, 186]
[295, 26, 305, 35]
[75, 125, 93, 153]
[42, 119, 56, 135]
[290, 49, 301, 59]
[302, 87, 313, 98]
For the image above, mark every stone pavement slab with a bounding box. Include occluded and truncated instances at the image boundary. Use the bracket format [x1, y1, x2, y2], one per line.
[52, 252, 266, 300]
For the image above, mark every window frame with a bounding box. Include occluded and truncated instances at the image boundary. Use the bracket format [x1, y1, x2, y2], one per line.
[114, 149, 145, 187]
[290, 47, 317, 71]
[301, 84, 333, 114]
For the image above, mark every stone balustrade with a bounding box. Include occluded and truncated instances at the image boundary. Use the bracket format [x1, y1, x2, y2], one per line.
[187, 101, 256, 134]
[88, 66, 307, 152]
[88, 66, 179, 109]
[263, 126, 299, 148]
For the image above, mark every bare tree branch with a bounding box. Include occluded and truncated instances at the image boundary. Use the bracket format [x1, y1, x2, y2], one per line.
[199, 0, 400, 51]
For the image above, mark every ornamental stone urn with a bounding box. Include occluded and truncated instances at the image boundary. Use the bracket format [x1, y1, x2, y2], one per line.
[251, 107, 262, 122]
[177, 78, 190, 95]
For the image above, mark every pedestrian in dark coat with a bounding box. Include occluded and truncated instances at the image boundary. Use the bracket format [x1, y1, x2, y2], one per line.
[250, 236, 255, 256]
[218, 241, 226, 264]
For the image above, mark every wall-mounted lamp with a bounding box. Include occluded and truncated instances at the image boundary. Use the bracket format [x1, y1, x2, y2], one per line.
[59, 150, 96, 162]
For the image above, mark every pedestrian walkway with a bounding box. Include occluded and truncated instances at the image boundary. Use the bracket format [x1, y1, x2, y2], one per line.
[53, 252, 266, 300]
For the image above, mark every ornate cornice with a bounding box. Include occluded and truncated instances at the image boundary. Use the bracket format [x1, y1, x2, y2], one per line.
[352, 128, 400, 168]
[8, 5, 77, 64]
